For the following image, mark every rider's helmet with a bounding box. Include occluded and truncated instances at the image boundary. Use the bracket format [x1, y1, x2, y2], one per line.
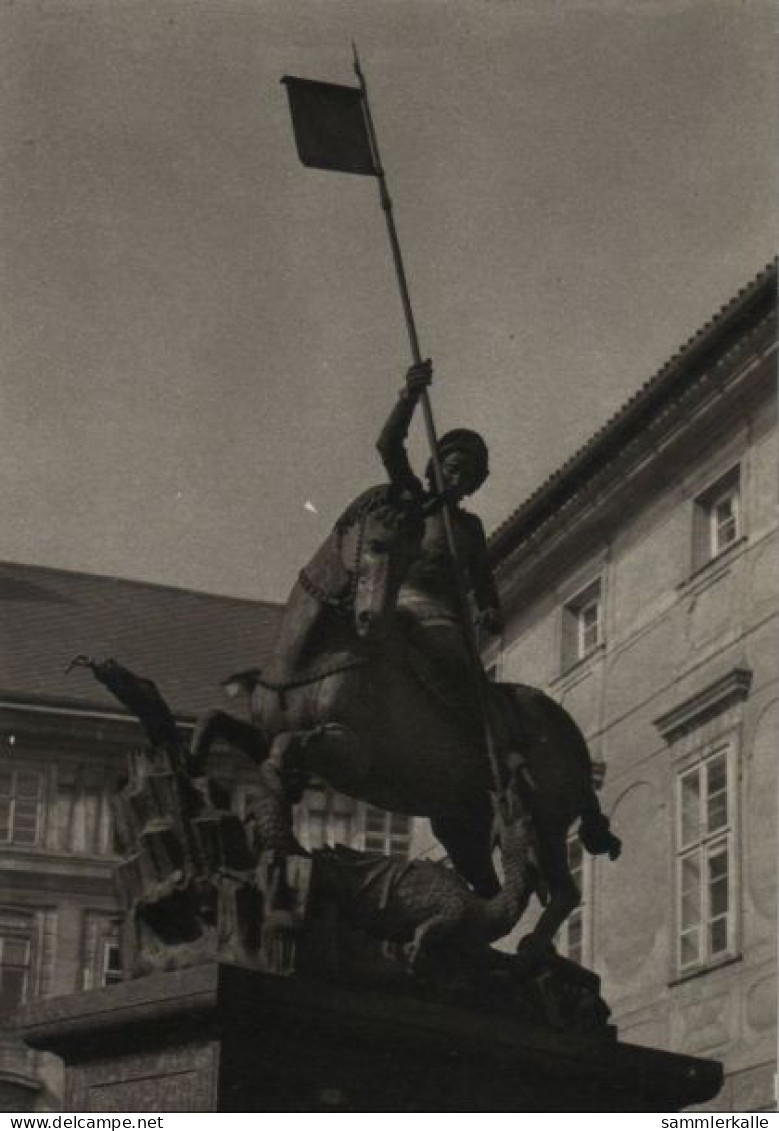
[426, 428, 490, 495]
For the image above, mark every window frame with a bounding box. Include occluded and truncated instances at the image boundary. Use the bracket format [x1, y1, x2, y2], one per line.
[561, 577, 604, 673]
[691, 464, 743, 573]
[0, 765, 44, 847]
[0, 910, 36, 1015]
[81, 911, 122, 991]
[673, 740, 739, 978]
[294, 782, 358, 852]
[362, 805, 412, 860]
[709, 484, 740, 558]
[577, 594, 602, 658]
[101, 939, 123, 987]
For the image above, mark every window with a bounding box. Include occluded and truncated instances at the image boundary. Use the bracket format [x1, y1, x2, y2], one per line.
[294, 789, 410, 859]
[710, 487, 739, 557]
[55, 763, 113, 856]
[556, 835, 590, 965]
[296, 784, 358, 852]
[692, 466, 742, 570]
[101, 940, 123, 987]
[676, 746, 736, 973]
[0, 767, 43, 846]
[81, 913, 122, 990]
[0, 913, 33, 1014]
[363, 807, 411, 860]
[655, 670, 748, 980]
[562, 579, 603, 671]
[578, 597, 601, 657]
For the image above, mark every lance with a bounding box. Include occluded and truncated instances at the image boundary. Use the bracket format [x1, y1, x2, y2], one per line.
[281, 50, 506, 802]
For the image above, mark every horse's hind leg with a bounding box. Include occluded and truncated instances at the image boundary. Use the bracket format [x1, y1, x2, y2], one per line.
[517, 832, 580, 965]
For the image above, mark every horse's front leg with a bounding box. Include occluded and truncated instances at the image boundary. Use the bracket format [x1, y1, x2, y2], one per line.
[431, 795, 501, 899]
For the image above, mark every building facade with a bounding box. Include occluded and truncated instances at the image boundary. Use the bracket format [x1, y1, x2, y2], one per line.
[2, 266, 775, 1112]
[485, 264, 777, 1111]
[0, 565, 410, 1110]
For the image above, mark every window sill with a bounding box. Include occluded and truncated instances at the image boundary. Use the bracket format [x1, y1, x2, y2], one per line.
[3, 844, 120, 863]
[552, 643, 606, 690]
[677, 536, 748, 597]
[668, 951, 742, 987]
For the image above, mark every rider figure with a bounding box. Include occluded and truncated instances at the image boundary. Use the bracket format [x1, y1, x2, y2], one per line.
[377, 359, 503, 709]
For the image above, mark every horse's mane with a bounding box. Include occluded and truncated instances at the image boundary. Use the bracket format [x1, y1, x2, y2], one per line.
[334, 484, 396, 533]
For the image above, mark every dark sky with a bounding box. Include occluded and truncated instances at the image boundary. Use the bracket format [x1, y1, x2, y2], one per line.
[2, 0, 776, 603]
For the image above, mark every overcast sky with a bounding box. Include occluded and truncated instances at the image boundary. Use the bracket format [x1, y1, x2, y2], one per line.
[2, 0, 776, 604]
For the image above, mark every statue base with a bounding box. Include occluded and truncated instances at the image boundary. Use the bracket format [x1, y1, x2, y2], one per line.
[16, 962, 721, 1112]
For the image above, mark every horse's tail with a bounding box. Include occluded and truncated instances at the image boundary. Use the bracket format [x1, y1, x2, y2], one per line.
[578, 791, 621, 860]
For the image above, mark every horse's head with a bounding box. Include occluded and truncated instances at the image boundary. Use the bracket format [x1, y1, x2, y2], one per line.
[336, 487, 424, 640]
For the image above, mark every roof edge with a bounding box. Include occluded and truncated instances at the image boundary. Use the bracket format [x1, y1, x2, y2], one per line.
[0, 558, 284, 612]
[488, 260, 778, 563]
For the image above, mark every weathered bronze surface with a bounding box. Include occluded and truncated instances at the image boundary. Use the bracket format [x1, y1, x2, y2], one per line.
[187, 480, 620, 964]
[67, 657, 611, 1029]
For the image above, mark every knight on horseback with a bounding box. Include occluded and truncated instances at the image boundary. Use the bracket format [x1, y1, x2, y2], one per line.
[188, 355, 620, 946]
[377, 359, 502, 726]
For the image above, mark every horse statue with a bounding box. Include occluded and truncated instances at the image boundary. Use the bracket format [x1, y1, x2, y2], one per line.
[191, 484, 620, 962]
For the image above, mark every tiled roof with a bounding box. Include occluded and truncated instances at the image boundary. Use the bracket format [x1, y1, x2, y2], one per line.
[0, 562, 284, 719]
[489, 260, 778, 566]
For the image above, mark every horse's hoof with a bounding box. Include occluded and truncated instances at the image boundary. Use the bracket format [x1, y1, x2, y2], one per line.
[514, 934, 556, 974]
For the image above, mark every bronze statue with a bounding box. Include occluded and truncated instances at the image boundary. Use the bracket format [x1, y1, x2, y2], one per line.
[309, 765, 534, 970]
[189, 365, 620, 963]
[69, 656, 611, 1030]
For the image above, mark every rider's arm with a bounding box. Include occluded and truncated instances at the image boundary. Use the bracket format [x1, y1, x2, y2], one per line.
[376, 361, 430, 495]
[466, 514, 504, 634]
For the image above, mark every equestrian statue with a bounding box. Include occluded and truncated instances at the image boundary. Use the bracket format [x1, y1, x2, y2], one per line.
[190, 360, 621, 966]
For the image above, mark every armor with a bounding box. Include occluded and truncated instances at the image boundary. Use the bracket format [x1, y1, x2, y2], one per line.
[376, 375, 502, 717]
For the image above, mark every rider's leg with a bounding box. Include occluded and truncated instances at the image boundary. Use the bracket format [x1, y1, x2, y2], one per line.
[419, 623, 482, 716]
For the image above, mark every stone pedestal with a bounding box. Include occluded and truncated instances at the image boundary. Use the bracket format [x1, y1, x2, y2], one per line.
[16, 963, 722, 1112]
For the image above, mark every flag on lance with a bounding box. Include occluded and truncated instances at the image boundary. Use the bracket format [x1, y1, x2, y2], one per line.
[280, 76, 378, 176]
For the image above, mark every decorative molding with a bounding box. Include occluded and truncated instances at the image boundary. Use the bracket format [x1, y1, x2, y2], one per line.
[550, 642, 606, 693]
[0, 1068, 42, 1096]
[653, 667, 753, 743]
[0, 694, 195, 729]
[676, 536, 747, 598]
